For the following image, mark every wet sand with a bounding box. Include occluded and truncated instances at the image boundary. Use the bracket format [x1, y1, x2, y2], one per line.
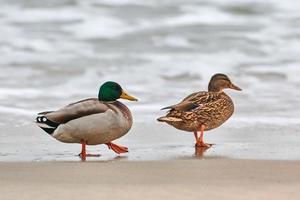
[1, 159, 299, 200]
[1, 122, 300, 161]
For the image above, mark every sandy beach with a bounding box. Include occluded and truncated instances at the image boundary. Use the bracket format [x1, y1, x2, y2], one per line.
[1, 121, 300, 199]
[1, 159, 299, 200]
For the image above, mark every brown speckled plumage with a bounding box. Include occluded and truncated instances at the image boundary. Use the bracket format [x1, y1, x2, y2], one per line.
[158, 74, 241, 134]
[160, 92, 234, 132]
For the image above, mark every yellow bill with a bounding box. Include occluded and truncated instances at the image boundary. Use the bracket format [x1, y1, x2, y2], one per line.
[120, 90, 138, 101]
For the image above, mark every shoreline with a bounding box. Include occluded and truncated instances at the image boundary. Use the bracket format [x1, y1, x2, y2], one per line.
[1, 122, 300, 162]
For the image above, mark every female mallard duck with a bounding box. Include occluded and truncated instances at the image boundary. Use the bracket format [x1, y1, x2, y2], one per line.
[36, 81, 137, 160]
[157, 73, 241, 148]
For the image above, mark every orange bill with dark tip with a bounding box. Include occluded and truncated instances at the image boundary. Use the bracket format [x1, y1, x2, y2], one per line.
[230, 83, 242, 91]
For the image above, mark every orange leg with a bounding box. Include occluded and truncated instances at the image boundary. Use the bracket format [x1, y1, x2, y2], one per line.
[195, 125, 212, 148]
[106, 142, 128, 154]
[79, 139, 87, 160]
[79, 139, 100, 160]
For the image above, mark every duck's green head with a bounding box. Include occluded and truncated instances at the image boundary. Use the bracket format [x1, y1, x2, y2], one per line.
[98, 81, 138, 102]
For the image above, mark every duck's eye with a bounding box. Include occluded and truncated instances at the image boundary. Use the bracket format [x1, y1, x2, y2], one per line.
[115, 85, 122, 91]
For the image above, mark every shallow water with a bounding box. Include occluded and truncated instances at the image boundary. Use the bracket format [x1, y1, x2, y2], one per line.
[0, 0, 300, 161]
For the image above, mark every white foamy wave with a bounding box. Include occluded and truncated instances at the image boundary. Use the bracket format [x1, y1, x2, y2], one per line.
[0, 106, 36, 116]
[165, 6, 242, 26]
[0, 0, 299, 126]
[93, 0, 155, 6]
[65, 16, 132, 39]
[0, 88, 41, 99]
[3, 6, 85, 23]
[153, 35, 190, 48]
[242, 64, 300, 84]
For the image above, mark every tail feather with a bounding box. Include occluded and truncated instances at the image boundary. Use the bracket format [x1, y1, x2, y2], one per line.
[36, 115, 60, 135]
[157, 116, 183, 122]
[40, 127, 57, 135]
[161, 106, 173, 110]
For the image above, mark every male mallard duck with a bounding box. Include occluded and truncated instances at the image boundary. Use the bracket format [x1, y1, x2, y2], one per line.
[36, 81, 137, 160]
[157, 73, 241, 147]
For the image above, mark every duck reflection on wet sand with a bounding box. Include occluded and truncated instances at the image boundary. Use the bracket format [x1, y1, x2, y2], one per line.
[194, 145, 213, 157]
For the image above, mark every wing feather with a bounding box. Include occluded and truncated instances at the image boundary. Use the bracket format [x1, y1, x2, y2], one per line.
[43, 98, 109, 124]
[161, 91, 220, 112]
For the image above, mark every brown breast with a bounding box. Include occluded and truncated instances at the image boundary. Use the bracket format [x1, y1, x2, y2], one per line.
[109, 101, 133, 123]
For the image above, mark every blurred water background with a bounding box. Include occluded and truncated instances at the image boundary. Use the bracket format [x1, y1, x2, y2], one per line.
[0, 0, 300, 161]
